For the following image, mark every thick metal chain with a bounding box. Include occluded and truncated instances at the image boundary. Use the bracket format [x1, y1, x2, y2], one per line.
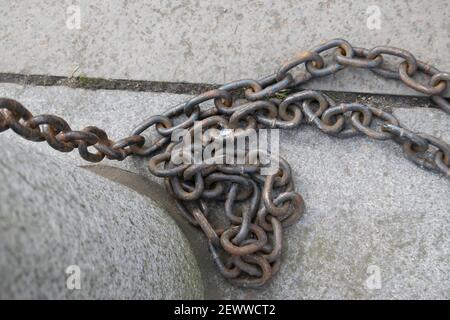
[1, 39, 449, 288]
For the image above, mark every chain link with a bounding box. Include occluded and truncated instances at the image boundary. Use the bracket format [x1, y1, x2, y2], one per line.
[1, 39, 450, 288]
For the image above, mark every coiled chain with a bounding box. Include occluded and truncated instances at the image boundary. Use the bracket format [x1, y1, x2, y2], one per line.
[1, 39, 449, 288]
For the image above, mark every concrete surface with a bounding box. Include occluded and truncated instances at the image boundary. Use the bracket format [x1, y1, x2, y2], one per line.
[0, 83, 448, 299]
[1, 0, 450, 96]
[0, 137, 204, 299]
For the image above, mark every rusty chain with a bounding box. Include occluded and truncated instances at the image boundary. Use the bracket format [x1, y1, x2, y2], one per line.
[1, 39, 449, 288]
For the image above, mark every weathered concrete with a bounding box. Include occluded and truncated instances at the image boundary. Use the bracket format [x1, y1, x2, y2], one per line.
[0, 83, 449, 299]
[220, 110, 450, 299]
[1, 0, 449, 96]
[0, 137, 204, 299]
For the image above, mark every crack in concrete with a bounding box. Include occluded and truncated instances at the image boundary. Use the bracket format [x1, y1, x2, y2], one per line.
[0, 72, 439, 111]
[0, 72, 218, 95]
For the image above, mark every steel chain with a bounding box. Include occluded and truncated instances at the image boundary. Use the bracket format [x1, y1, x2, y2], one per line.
[1, 39, 449, 288]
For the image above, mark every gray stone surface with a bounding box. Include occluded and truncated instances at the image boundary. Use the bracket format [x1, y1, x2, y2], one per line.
[0, 83, 449, 299]
[225, 117, 450, 300]
[0, 138, 204, 299]
[1, 1, 450, 96]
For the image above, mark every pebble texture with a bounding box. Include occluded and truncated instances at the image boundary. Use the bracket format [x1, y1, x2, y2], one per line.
[0, 137, 204, 299]
[1, 0, 449, 96]
[0, 83, 449, 299]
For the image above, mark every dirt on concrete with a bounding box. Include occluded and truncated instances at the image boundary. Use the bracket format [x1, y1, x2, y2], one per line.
[0, 72, 434, 111]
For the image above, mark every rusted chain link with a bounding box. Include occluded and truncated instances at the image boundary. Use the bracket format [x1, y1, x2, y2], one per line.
[1, 39, 449, 288]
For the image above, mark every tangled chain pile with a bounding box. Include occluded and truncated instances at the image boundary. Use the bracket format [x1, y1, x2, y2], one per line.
[1, 39, 449, 288]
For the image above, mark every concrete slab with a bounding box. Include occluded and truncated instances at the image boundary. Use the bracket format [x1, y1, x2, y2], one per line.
[0, 138, 204, 299]
[1, 1, 450, 96]
[0, 83, 449, 299]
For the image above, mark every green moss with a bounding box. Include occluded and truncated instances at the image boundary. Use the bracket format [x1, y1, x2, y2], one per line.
[274, 89, 292, 100]
[77, 74, 96, 87]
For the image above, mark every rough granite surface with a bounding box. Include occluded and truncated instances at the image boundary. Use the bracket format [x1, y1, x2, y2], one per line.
[0, 0, 449, 96]
[0, 137, 204, 299]
[0, 83, 449, 299]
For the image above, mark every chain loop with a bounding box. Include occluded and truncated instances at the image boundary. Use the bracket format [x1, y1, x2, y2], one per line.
[305, 39, 354, 77]
[367, 46, 418, 79]
[2, 39, 449, 288]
